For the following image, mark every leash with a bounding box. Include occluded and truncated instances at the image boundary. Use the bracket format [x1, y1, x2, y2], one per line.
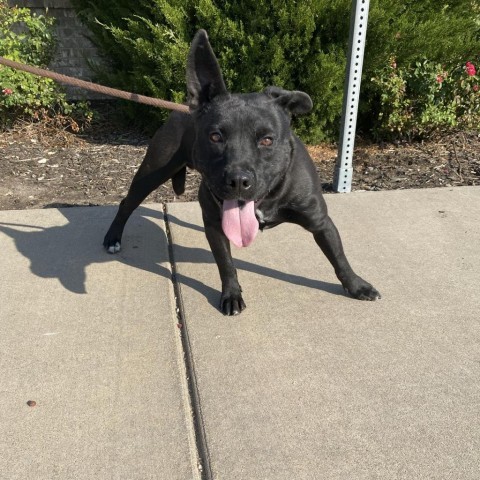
[0, 56, 190, 114]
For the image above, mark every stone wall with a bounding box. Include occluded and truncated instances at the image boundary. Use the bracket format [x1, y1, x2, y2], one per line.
[7, 0, 104, 99]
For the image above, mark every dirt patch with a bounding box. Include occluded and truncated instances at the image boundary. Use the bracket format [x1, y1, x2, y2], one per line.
[1, 119, 479, 211]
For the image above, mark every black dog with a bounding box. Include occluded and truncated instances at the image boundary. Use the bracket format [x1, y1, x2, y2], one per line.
[104, 30, 380, 315]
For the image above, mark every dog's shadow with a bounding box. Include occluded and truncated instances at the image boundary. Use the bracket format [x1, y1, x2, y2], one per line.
[0, 205, 345, 309]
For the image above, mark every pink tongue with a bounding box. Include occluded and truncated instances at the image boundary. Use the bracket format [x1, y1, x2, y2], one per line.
[222, 200, 259, 248]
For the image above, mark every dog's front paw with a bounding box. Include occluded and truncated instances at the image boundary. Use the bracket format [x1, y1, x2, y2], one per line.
[343, 276, 381, 301]
[220, 289, 246, 316]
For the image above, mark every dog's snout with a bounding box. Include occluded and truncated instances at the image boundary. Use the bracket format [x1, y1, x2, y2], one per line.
[225, 170, 255, 196]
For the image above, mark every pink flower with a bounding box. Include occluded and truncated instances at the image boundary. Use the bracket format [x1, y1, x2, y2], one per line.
[436, 75, 444, 83]
[474, 85, 479, 92]
[466, 62, 476, 76]
[2, 88, 13, 95]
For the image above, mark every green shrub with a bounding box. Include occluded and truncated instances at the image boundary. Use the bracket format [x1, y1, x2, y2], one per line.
[71, 0, 480, 141]
[0, 1, 91, 129]
[362, 0, 480, 138]
[371, 58, 480, 138]
[72, 0, 343, 140]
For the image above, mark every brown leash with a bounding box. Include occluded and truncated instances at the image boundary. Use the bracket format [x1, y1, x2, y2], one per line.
[0, 56, 190, 114]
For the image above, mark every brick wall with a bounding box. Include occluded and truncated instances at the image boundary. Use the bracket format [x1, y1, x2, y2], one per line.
[7, 0, 105, 99]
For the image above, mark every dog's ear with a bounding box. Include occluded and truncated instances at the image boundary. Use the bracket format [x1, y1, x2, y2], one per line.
[187, 30, 228, 110]
[264, 86, 313, 115]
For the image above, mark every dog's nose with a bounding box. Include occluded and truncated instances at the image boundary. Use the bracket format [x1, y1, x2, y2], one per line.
[225, 170, 254, 195]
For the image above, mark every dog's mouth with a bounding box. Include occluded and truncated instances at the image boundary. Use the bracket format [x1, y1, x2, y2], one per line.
[206, 183, 264, 248]
[221, 199, 259, 248]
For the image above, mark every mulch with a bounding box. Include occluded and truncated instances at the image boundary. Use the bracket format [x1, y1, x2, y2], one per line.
[0, 118, 479, 211]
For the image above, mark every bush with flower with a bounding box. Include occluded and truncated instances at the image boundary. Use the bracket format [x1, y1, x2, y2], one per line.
[371, 57, 479, 139]
[0, 1, 91, 129]
[70, 0, 480, 142]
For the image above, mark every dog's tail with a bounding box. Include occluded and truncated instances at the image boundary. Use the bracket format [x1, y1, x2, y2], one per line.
[171, 167, 187, 196]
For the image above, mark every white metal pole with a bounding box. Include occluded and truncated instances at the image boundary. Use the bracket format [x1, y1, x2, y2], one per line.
[333, 0, 370, 193]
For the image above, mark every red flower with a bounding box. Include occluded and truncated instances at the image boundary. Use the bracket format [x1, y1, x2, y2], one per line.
[2, 88, 13, 95]
[466, 62, 476, 76]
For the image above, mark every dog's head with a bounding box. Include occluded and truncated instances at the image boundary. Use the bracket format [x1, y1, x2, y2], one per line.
[186, 30, 312, 246]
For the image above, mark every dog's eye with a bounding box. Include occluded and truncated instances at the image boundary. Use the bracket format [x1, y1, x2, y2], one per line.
[209, 132, 223, 143]
[259, 136, 273, 147]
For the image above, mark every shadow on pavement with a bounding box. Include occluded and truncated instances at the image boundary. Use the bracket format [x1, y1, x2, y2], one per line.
[0, 206, 345, 306]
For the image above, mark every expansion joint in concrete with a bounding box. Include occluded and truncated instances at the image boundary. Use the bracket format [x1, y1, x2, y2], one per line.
[163, 204, 213, 480]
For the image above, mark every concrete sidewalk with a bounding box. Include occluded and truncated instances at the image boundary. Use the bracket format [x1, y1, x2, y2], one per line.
[0, 206, 197, 479]
[1, 187, 479, 479]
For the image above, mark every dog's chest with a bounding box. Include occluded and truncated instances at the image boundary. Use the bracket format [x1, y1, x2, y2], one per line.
[255, 205, 282, 230]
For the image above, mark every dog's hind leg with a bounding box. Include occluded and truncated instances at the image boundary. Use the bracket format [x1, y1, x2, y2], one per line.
[104, 112, 192, 253]
[171, 166, 187, 195]
[103, 159, 186, 253]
